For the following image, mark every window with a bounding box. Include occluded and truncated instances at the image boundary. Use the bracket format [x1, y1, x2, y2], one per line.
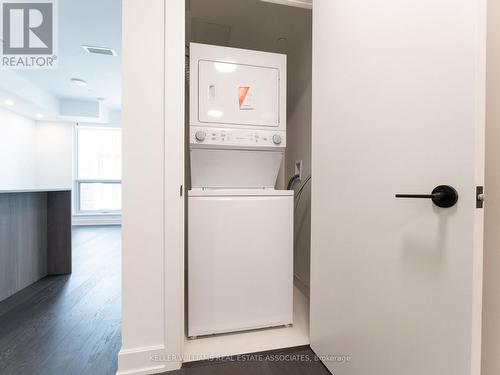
[75, 126, 122, 214]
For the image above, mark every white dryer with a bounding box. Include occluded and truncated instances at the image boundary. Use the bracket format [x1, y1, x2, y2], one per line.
[188, 43, 293, 337]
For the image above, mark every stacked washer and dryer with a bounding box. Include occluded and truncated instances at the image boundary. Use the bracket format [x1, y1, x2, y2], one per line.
[188, 43, 293, 338]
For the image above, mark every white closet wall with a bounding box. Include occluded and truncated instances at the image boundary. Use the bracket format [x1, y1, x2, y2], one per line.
[285, 16, 312, 291]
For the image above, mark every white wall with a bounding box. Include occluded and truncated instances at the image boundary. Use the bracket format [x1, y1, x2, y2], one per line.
[0, 108, 37, 189]
[0, 108, 73, 190]
[482, 0, 500, 372]
[120, 0, 165, 369]
[36, 121, 73, 188]
[119, 0, 185, 374]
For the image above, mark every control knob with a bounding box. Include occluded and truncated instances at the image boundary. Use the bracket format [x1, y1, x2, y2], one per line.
[195, 130, 206, 142]
[272, 134, 282, 145]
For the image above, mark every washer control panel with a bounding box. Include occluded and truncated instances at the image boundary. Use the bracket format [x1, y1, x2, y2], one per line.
[190, 127, 286, 148]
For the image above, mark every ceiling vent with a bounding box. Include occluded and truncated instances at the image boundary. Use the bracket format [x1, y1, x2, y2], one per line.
[82, 45, 117, 56]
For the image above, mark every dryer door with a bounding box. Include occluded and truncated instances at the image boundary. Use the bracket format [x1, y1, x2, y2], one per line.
[197, 60, 280, 128]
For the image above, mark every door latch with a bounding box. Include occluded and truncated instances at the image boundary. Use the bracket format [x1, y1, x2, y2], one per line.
[476, 186, 484, 208]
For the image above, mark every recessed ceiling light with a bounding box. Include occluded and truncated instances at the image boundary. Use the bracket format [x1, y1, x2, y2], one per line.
[71, 78, 88, 87]
[4, 99, 14, 106]
[82, 45, 116, 56]
[36, 113, 44, 119]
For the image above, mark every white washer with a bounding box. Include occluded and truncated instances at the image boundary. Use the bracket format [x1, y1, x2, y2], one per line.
[188, 189, 293, 337]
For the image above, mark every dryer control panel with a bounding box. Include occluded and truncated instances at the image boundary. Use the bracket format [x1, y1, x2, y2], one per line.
[190, 127, 286, 149]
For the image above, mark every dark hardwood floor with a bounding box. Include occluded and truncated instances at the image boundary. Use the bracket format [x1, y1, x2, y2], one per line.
[168, 346, 331, 375]
[0, 226, 328, 375]
[0, 226, 121, 375]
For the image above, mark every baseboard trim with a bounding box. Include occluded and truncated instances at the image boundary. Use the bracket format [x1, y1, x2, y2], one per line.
[117, 345, 181, 375]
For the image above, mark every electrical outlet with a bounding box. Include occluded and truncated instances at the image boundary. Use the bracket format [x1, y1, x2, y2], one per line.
[295, 160, 303, 181]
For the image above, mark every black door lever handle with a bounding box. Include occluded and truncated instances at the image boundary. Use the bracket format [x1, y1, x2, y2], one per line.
[395, 185, 458, 208]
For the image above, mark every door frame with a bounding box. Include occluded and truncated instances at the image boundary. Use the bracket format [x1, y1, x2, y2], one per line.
[163, 0, 185, 370]
[472, 1, 487, 373]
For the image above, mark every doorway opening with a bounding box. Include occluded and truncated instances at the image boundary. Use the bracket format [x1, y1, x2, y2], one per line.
[183, 0, 312, 360]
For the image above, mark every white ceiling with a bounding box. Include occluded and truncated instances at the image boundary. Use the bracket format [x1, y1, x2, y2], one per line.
[0, 0, 122, 122]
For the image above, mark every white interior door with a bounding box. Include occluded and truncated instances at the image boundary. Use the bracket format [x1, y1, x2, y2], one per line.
[310, 1, 485, 375]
